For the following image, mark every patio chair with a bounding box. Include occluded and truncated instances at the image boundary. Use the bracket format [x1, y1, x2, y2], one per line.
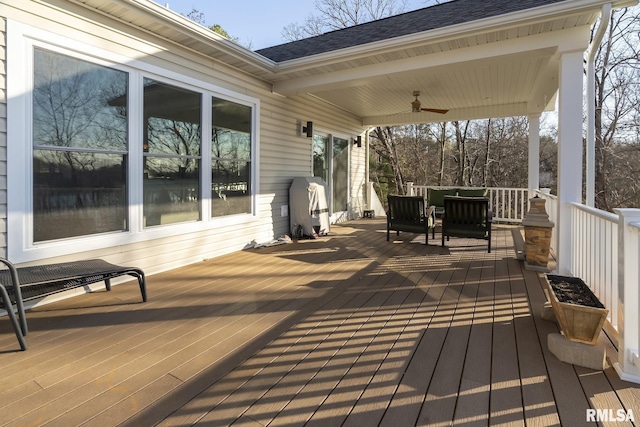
[441, 196, 492, 252]
[0, 258, 147, 350]
[387, 195, 436, 244]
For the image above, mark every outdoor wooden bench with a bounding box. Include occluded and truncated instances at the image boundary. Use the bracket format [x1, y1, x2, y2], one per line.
[442, 196, 493, 253]
[0, 258, 147, 351]
[428, 187, 488, 217]
[387, 195, 436, 244]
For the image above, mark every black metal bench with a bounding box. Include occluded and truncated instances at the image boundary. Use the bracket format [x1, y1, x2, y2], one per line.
[387, 195, 436, 244]
[0, 258, 147, 351]
[442, 196, 492, 253]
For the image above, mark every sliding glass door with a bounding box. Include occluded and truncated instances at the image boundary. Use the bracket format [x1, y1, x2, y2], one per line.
[312, 133, 349, 217]
[332, 136, 348, 213]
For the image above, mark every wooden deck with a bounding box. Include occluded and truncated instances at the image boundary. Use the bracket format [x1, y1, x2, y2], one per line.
[1, 219, 639, 426]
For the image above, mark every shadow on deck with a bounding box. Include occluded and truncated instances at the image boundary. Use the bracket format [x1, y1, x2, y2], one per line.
[0, 219, 638, 426]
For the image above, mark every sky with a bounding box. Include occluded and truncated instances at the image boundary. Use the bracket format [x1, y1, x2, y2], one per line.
[156, 0, 434, 50]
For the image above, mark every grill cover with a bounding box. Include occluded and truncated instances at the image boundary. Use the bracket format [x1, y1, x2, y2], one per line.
[289, 177, 330, 238]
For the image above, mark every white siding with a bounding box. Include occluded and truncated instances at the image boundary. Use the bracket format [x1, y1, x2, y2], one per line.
[2, 3, 367, 274]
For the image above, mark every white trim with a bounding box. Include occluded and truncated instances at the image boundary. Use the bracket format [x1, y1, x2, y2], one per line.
[201, 95, 213, 222]
[129, 72, 145, 235]
[6, 21, 261, 263]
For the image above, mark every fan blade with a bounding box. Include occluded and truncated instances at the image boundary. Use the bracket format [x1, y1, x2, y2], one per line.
[421, 108, 448, 114]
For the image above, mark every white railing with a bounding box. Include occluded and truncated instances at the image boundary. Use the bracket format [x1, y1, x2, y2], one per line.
[612, 209, 640, 383]
[490, 187, 530, 223]
[565, 204, 640, 383]
[406, 184, 529, 223]
[569, 203, 619, 330]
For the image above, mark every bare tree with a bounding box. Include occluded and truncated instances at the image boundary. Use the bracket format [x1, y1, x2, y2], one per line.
[182, 8, 249, 47]
[370, 127, 407, 194]
[593, 7, 640, 210]
[435, 122, 448, 185]
[452, 121, 470, 186]
[282, 0, 409, 41]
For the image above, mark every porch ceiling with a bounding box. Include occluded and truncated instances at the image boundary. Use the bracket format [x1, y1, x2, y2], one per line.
[272, 44, 565, 126]
[264, 12, 598, 126]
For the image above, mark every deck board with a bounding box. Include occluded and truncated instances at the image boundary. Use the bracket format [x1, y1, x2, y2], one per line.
[452, 254, 494, 427]
[1, 219, 639, 426]
[508, 259, 561, 427]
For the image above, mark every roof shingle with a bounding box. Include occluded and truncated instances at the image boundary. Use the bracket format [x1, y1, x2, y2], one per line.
[256, 0, 568, 62]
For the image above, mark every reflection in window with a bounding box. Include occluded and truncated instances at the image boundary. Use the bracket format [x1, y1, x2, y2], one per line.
[313, 134, 330, 185]
[211, 97, 252, 217]
[143, 79, 201, 226]
[332, 137, 349, 212]
[32, 48, 128, 242]
[28, 47, 257, 248]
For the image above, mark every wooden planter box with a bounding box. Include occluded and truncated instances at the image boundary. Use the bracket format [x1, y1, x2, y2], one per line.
[545, 274, 608, 345]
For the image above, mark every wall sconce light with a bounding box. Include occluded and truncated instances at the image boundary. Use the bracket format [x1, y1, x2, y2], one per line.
[353, 135, 362, 148]
[302, 121, 313, 138]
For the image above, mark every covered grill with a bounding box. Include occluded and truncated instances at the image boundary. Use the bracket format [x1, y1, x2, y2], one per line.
[289, 177, 330, 238]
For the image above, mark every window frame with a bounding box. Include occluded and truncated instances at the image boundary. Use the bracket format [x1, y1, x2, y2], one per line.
[311, 131, 351, 217]
[210, 96, 254, 218]
[31, 46, 131, 242]
[6, 22, 260, 263]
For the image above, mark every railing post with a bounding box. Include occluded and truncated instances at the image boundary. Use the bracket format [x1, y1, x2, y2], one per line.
[613, 208, 640, 383]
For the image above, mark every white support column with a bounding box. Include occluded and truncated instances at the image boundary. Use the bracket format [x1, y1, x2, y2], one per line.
[613, 208, 640, 383]
[528, 114, 541, 193]
[556, 50, 585, 275]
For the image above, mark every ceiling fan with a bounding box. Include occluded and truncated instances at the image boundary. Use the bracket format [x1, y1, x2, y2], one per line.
[411, 91, 448, 114]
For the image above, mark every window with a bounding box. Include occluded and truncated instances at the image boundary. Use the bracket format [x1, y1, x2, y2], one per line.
[143, 79, 201, 226]
[10, 34, 259, 261]
[32, 48, 128, 242]
[211, 97, 252, 217]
